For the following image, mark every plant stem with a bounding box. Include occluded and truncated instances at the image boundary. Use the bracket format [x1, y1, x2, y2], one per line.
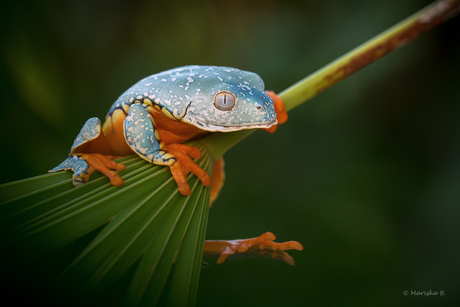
[201, 0, 460, 162]
[281, 0, 460, 112]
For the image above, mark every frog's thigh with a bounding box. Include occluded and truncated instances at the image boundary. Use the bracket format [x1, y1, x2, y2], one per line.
[68, 117, 100, 153]
[69, 117, 112, 154]
[209, 157, 225, 207]
[123, 103, 176, 165]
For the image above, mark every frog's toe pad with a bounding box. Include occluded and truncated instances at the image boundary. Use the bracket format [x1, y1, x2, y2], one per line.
[72, 174, 89, 187]
[215, 232, 303, 265]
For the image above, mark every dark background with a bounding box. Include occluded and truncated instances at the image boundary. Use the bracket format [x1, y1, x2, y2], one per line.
[1, 0, 459, 306]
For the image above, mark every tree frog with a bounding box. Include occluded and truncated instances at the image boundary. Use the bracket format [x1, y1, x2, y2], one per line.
[50, 65, 302, 264]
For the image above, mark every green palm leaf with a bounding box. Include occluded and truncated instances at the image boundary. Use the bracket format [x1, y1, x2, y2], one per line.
[1, 145, 212, 306]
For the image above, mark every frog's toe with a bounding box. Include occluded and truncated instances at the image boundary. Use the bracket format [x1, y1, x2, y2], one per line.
[264, 91, 288, 133]
[170, 161, 192, 196]
[166, 143, 202, 160]
[81, 153, 125, 186]
[72, 169, 92, 187]
[73, 177, 87, 187]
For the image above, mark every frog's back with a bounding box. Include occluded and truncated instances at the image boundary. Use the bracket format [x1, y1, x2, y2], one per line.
[106, 65, 265, 121]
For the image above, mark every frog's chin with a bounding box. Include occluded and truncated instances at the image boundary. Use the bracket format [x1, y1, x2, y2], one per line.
[191, 118, 277, 132]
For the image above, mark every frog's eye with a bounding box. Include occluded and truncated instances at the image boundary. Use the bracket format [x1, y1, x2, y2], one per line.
[214, 92, 235, 111]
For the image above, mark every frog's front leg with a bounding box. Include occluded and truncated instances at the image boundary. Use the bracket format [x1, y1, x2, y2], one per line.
[124, 103, 211, 196]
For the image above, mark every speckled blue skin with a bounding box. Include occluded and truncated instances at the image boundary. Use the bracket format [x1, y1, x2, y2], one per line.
[108, 65, 277, 131]
[69, 117, 101, 153]
[50, 65, 277, 186]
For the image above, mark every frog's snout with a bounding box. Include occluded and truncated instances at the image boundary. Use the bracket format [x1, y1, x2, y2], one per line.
[255, 107, 277, 126]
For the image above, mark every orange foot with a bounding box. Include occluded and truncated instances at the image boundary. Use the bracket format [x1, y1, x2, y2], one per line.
[80, 153, 126, 186]
[264, 91, 288, 133]
[161, 143, 212, 196]
[203, 232, 303, 265]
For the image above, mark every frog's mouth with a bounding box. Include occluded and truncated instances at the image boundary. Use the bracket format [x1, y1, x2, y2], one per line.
[192, 118, 277, 132]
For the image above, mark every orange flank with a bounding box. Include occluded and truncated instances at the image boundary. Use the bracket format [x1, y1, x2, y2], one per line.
[149, 107, 209, 145]
[102, 109, 135, 156]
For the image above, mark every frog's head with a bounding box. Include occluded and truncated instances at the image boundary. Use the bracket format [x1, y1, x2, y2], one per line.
[181, 67, 277, 132]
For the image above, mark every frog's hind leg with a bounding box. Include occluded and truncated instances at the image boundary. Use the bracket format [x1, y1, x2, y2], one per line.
[123, 103, 211, 196]
[50, 117, 125, 186]
[209, 157, 225, 206]
[203, 232, 303, 265]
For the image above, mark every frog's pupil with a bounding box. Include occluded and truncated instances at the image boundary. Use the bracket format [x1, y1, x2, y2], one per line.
[215, 92, 235, 111]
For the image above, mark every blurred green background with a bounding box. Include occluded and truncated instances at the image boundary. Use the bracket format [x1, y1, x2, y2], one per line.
[1, 0, 459, 306]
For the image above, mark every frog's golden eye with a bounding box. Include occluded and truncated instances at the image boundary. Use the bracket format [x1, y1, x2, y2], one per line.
[214, 92, 235, 111]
